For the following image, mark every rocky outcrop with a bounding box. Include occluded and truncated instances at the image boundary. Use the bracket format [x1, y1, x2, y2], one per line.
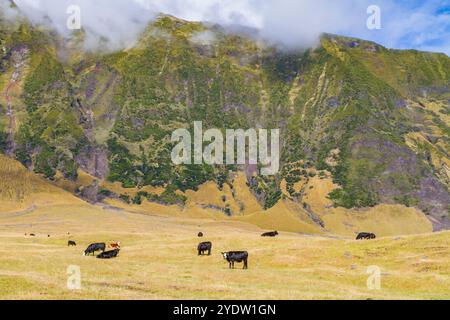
[75, 146, 109, 179]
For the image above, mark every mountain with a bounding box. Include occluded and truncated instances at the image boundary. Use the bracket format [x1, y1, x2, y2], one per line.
[0, 11, 449, 230]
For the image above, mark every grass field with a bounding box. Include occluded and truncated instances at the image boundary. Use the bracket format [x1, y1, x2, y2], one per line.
[0, 203, 448, 300]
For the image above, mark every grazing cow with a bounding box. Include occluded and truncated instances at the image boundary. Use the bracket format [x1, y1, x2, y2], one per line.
[222, 251, 248, 269]
[109, 242, 121, 249]
[47, 235, 50, 238]
[83, 243, 106, 256]
[197, 241, 212, 255]
[29, 233, 36, 237]
[198, 232, 204, 237]
[68, 240, 76, 246]
[356, 232, 376, 240]
[261, 231, 279, 237]
[97, 249, 120, 259]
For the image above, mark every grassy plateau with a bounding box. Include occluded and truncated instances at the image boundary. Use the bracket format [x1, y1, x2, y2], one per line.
[0, 202, 448, 300]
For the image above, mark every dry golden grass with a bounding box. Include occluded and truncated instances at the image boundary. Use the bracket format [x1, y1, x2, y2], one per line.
[0, 155, 83, 212]
[184, 172, 262, 216]
[0, 156, 445, 299]
[0, 155, 434, 236]
[322, 204, 433, 237]
[0, 203, 448, 300]
[100, 180, 166, 197]
[286, 173, 431, 236]
[301, 175, 338, 214]
[185, 181, 240, 214]
[104, 183, 433, 237]
[51, 169, 96, 193]
[236, 200, 324, 234]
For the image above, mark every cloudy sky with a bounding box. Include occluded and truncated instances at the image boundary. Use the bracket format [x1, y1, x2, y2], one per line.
[7, 0, 450, 54]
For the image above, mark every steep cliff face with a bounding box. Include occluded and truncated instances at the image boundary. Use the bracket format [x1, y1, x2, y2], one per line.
[0, 14, 448, 229]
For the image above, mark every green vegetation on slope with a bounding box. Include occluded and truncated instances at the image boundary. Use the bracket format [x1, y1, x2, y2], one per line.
[0, 15, 448, 225]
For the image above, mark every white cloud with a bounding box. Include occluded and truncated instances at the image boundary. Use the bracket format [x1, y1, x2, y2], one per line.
[7, 0, 450, 55]
[13, 0, 157, 51]
[381, 7, 450, 55]
[0, 0, 20, 22]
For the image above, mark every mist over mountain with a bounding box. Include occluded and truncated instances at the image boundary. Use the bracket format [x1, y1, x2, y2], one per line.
[7, 0, 450, 54]
[0, 7, 449, 230]
[8, 0, 361, 51]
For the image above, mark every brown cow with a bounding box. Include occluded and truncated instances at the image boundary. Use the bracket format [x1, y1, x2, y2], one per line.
[109, 242, 121, 249]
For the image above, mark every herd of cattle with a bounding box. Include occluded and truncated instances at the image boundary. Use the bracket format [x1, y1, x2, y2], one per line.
[196, 232, 262, 269]
[197, 231, 376, 269]
[82, 242, 121, 259]
[65, 241, 122, 259]
[24, 230, 376, 269]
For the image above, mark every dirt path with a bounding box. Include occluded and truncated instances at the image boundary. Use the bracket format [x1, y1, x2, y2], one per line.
[0, 205, 37, 219]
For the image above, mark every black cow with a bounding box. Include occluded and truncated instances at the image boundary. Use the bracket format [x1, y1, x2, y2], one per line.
[29, 233, 36, 237]
[97, 249, 120, 259]
[83, 243, 106, 256]
[198, 232, 204, 237]
[222, 251, 248, 269]
[356, 232, 376, 240]
[197, 241, 212, 255]
[261, 231, 278, 237]
[68, 240, 77, 246]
